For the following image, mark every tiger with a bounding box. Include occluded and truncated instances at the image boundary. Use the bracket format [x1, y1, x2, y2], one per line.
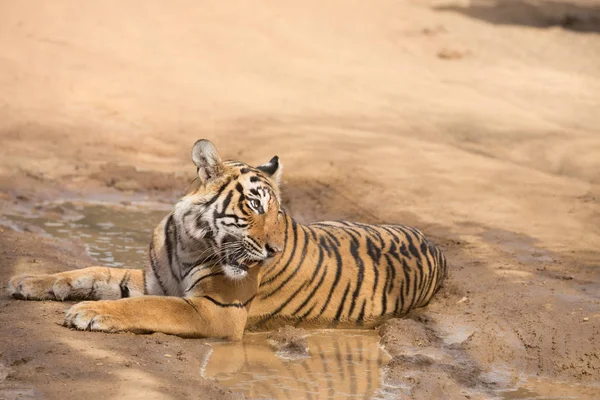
[8, 139, 448, 340]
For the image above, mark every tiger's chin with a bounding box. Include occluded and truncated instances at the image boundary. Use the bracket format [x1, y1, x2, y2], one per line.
[221, 260, 260, 280]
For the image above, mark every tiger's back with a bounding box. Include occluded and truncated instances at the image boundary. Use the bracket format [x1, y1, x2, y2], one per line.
[247, 218, 448, 330]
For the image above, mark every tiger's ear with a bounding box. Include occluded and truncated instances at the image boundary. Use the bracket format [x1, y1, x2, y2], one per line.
[191, 139, 223, 183]
[257, 156, 282, 186]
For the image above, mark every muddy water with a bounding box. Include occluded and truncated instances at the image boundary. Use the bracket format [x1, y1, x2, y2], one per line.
[2, 201, 167, 269]
[1, 202, 584, 399]
[203, 331, 399, 400]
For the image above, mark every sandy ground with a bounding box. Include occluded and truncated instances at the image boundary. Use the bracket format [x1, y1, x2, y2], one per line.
[1, 0, 599, 398]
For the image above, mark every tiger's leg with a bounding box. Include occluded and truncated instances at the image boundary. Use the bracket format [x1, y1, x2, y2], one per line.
[8, 267, 144, 301]
[64, 295, 248, 340]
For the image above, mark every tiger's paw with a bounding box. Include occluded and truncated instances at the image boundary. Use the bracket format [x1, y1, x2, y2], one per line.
[8, 274, 74, 301]
[64, 301, 126, 333]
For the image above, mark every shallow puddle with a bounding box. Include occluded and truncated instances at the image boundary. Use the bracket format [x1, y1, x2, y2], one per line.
[203, 330, 400, 400]
[2, 201, 166, 269]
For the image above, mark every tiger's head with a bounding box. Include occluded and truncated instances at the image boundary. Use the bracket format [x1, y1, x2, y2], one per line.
[174, 139, 285, 280]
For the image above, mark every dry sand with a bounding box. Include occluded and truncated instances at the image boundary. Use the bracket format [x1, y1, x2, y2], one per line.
[1, 0, 599, 398]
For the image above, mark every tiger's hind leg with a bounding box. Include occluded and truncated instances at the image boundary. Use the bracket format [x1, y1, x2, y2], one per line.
[8, 267, 144, 301]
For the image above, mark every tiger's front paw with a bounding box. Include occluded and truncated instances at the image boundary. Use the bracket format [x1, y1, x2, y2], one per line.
[64, 301, 126, 333]
[8, 274, 71, 300]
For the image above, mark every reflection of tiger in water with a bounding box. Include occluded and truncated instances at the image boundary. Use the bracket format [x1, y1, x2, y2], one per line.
[204, 332, 389, 400]
[8, 139, 448, 340]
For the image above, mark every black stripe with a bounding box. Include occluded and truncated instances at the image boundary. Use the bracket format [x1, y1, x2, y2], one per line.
[316, 236, 343, 318]
[347, 240, 365, 318]
[311, 225, 341, 246]
[402, 228, 423, 261]
[172, 217, 187, 277]
[119, 272, 130, 298]
[213, 190, 234, 219]
[306, 226, 318, 242]
[221, 221, 248, 228]
[202, 178, 232, 208]
[235, 182, 250, 216]
[292, 251, 327, 316]
[398, 269, 406, 313]
[385, 242, 401, 294]
[163, 215, 180, 283]
[416, 259, 428, 307]
[400, 242, 411, 258]
[427, 251, 439, 299]
[393, 293, 401, 315]
[246, 236, 263, 253]
[365, 236, 381, 301]
[305, 244, 324, 287]
[319, 236, 332, 257]
[185, 271, 224, 293]
[242, 294, 256, 307]
[405, 226, 425, 241]
[420, 240, 429, 258]
[333, 282, 352, 323]
[339, 225, 362, 245]
[181, 263, 202, 281]
[235, 182, 245, 196]
[357, 299, 367, 324]
[257, 282, 308, 324]
[297, 303, 317, 321]
[183, 298, 201, 314]
[217, 213, 246, 223]
[193, 217, 213, 240]
[380, 225, 401, 244]
[387, 243, 397, 294]
[261, 213, 290, 279]
[148, 239, 168, 295]
[388, 240, 402, 263]
[202, 295, 245, 308]
[365, 224, 387, 248]
[260, 225, 310, 299]
[260, 218, 298, 286]
[419, 244, 435, 305]
[381, 254, 391, 316]
[402, 259, 416, 312]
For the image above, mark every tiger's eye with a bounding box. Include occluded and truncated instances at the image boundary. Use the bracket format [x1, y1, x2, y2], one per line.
[250, 199, 260, 209]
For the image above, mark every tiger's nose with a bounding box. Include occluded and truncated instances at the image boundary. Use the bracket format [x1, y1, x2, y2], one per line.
[265, 244, 280, 258]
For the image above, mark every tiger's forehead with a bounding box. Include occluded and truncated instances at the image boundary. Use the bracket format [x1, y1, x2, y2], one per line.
[223, 161, 277, 212]
[224, 161, 276, 196]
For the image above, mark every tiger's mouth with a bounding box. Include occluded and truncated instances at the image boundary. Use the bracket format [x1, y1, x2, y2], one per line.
[221, 249, 268, 280]
[225, 254, 260, 272]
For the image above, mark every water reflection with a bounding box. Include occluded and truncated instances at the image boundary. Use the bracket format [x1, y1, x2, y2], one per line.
[4, 202, 165, 269]
[203, 331, 394, 400]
